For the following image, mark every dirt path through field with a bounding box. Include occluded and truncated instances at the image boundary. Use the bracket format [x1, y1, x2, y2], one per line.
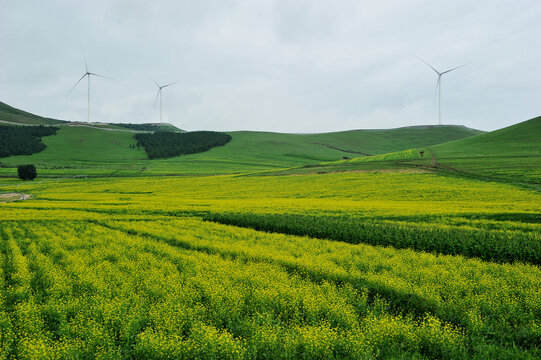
[0, 193, 31, 203]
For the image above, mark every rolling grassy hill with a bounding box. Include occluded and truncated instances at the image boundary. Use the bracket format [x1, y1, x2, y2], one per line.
[423, 116, 541, 184]
[0, 123, 483, 176]
[308, 125, 482, 155]
[427, 116, 540, 158]
[0, 101, 66, 125]
[300, 116, 540, 185]
[0, 101, 182, 131]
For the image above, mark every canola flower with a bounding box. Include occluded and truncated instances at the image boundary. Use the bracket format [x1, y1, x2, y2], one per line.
[0, 171, 539, 358]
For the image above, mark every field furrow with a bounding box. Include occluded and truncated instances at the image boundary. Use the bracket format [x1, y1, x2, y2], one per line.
[0, 220, 475, 359]
[101, 217, 541, 355]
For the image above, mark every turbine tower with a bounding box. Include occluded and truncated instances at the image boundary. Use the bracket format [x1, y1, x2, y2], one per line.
[415, 56, 468, 125]
[154, 80, 179, 124]
[67, 51, 109, 123]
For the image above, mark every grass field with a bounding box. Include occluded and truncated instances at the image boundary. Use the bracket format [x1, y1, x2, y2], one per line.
[0, 124, 483, 177]
[275, 117, 541, 187]
[0, 171, 539, 359]
[0, 101, 66, 126]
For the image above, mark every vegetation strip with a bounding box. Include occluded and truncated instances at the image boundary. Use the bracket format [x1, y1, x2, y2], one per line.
[202, 212, 541, 265]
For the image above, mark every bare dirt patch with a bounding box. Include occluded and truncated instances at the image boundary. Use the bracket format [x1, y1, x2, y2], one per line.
[0, 193, 32, 203]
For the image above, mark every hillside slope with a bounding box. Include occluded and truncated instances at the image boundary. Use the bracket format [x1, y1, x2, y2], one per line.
[425, 116, 541, 184]
[309, 125, 482, 155]
[327, 117, 541, 184]
[0, 124, 482, 176]
[0, 101, 66, 125]
[427, 116, 541, 158]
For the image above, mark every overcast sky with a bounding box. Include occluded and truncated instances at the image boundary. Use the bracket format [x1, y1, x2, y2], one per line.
[1, 1, 540, 132]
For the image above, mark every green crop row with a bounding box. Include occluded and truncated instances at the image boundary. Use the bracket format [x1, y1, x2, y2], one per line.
[0, 220, 476, 359]
[104, 217, 541, 357]
[202, 212, 541, 265]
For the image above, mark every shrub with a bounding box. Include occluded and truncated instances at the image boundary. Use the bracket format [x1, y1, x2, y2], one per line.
[17, 164, 37, 180]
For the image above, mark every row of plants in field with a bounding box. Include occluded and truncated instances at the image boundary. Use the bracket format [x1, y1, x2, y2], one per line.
[202, 212, 541, 265]
[0, 220, 472, 359]
[104, 217, 541, 357]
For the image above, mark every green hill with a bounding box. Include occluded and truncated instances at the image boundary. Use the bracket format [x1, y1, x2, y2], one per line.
[308, 125, 482, 155]
[0, 101, 66, 125]
[423, 116, 541, 184]
[0, 100, 487, 177]
[0, 101, 183, 132]
[0, 124, 483, 177]
[324, 116, 540, 185]
[427, 116, 541, 158]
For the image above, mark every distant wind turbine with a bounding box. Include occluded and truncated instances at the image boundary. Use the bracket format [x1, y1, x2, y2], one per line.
[415, 56, 469, 125]
[67, 51, 110, 123]
[154, 80, 179, 124]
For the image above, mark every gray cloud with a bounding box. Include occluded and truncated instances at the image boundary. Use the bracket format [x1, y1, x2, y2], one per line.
[1, 0, 540, 132]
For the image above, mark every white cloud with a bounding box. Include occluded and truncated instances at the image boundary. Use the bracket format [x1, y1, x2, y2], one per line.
[1, 0, 540, 132]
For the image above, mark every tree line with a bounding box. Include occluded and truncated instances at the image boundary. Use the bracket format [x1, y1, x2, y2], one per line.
[134, 131, 232, 159]
[0, 125, 58, 157]
[116, 123, 162, 131]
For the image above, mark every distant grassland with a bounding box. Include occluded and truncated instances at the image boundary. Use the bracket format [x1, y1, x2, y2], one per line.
[0, 125, 482, 177]
[0, 171, 539, 358]
[281, 116, 540, 185]
[0, 101, 65, 125]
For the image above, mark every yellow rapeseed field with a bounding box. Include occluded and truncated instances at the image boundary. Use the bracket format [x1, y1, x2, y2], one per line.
[0, 172, 539, 358]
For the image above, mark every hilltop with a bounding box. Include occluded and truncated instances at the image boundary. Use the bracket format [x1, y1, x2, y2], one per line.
[300, 116, 540, 185]
[0, 126, 483, 177]
[422, 116, 541, 184]
[0, 101, 66, 125]
[0, 101, 182, 132]
[0, 100, 487, 177]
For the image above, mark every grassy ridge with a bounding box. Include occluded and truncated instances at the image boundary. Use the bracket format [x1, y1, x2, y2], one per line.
[309, 125, 482, 155]
[422, 117, 541, 184]
[0, 125, 484, 176]
[283, 116, 541, 184]
[428, 116, 541, 158]
[0, 101, 66, 125]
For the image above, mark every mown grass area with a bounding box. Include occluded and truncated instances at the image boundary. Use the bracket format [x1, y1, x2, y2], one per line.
[0, 171, 539, 358]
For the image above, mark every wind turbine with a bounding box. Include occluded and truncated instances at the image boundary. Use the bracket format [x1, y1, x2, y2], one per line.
[415, 56, 469, 125]
[67, 51, 109, 123]
[153, 80, 179, 124]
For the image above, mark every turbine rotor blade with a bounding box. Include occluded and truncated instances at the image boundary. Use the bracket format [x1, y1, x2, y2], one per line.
[441, 62, 470, 75]
[67, 73, 87, 97]
[89, 72, 112, 80]
[154, 89, 161, 107]
[162, 80, 180, 88]
[81, 47, 89, 73]
[434, 76, 441, 102]
[414, 55, 440, 75]
[153, 80, 161, 88]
